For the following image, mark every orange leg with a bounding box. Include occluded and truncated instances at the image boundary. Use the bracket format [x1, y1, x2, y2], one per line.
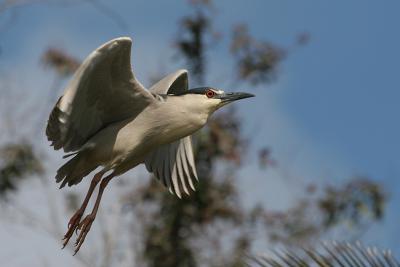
[62, 171, 104, 248]
[74, 173, 115, 255]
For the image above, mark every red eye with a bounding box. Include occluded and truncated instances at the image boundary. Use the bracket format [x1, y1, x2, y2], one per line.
[206, 89, 215, 98]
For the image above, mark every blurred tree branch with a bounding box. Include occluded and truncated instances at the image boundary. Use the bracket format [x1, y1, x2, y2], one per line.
[174, 0, 219, 84]
[42, 47, 80, 77]
[263, 178, 386, 246]
[230, 24, 286, 85]
[0, 142, 43, 198]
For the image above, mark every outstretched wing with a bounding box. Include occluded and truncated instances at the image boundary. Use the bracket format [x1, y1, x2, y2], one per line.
[149, 69, 188, 95]
[145, 136, 198, 198]
[46, 37, 155, 152]
[145, 69, 199, 198]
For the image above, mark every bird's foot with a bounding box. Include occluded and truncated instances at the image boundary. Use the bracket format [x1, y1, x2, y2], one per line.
[73, 214, 95, 255]
[62, 209, 83, 249]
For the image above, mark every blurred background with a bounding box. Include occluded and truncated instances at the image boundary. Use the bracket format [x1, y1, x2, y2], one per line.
[0, 0, 399, 266]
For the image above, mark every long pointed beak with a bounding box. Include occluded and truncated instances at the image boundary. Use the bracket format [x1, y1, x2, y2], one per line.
[219, 92, 255, 103]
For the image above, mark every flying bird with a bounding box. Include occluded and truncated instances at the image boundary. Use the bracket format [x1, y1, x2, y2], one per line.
[46, 37, 254, 254]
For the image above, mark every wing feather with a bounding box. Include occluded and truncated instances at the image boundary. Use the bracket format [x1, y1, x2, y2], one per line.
[154, 148, 164, 185]
[46, 37, 155, 152]
[145, 137, 198, 198]
[171, 155, 182, 199]
[183, 136, 198, 181]
[182, 138, 196, 191]
[161, 148, 169, 187]
[179, 144, 192, 195]
[149, 69, 188, 95]
[176, 146, 190, 196]
[167, 144, 176, 194]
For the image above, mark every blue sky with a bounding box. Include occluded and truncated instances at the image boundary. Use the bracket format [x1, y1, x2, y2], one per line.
[0, 0, 399, 262]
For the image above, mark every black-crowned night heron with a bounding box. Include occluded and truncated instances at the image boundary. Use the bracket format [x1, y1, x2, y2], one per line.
[46, 37, 254, 254]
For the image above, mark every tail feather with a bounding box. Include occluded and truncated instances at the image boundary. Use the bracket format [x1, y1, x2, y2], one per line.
[56, 153, 97, 188]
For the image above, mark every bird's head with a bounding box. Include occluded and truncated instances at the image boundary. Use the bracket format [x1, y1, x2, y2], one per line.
[172, 87, 255, 115]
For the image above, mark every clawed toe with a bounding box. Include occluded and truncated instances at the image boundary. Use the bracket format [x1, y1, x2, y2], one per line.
[73, 215, 95, 255]
[62, 210, 83, 248]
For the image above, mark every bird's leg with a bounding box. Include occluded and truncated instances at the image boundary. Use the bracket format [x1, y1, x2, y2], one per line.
[62, 171, 104, 248]
[74, 173, 115, 254]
